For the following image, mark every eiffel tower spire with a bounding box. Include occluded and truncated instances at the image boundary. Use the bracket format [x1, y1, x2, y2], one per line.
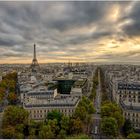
[31, 44, 39, 71]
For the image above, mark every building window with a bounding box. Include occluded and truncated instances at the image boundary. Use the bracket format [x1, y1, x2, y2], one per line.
[132, 118, 134, 121]
[133, 95, 135, 98]
[124, 112, 127, 116]
[134, 99, 136, 102]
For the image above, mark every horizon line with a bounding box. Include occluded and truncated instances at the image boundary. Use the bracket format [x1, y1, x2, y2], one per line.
[0, 61, 140, 65]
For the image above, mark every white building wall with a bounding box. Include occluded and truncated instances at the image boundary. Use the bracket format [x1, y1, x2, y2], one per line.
[27, 107, 75, 120]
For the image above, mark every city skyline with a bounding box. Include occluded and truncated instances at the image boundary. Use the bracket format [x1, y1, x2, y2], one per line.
[0, 1, 140, 64]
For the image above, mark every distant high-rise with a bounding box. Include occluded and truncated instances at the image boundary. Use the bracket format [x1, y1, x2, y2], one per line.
[30, 44, 39, 72]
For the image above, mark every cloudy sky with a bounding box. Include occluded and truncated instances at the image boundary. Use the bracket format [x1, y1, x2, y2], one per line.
[0, 1, 140, 64]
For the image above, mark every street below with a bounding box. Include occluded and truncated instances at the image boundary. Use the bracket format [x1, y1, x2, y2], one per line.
[92, 69, 102, 139]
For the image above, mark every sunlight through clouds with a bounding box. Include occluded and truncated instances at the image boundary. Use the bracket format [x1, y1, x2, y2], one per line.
[0, 1, 139, 64]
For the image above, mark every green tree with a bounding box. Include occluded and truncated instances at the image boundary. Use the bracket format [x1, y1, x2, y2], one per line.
[89, 92, 94, 101]
[47, 109, 62, 124]
[101, 104, 112, 116]
[100, 68, 109, 103]
[88, 102, 95, 114]
[0, 87, 5, 103]
[28, 121, 37, 137]
[8, 80, 16, 92]
[57, 129, 67, 139]
[112, 111, 124, 128]
[2, 106, 29, 128]
[101, 102, 124, 128]
[0, 80, 8, 89]
[39, 125, 54, 139]
[101, 117, 118, 138]
[74, 106, 87, 121]
[1, 125, 16, 139]
[79, 96, 95, 114]
[47, 119, 59, 136]
[78, 96, 90, 108]
[2, 106, 29, 138]
[94, 78, 98, 86]
[28, 120, 44, 139]
[74, 96, 95, 121]
[127, 133, 140, 139]
[1, 125, 24, 139]
[66, 133, 89, 139]
[60, 115, 70, 132]
[15, 124, 25, 134]
[84, 114, 93, 134]
[7, 92, 17, 105]
[0, 72, 17, 93]
[69, 117, 83, 135]
[123, 119, 134, 136]
[73, 96, 95, 135]
[101, 102, 121, 116]
[3, 72, 17, 81]
[89, 88, 96, 101]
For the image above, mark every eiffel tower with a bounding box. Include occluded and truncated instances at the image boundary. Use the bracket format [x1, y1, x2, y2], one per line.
[30, 44, 40, 72]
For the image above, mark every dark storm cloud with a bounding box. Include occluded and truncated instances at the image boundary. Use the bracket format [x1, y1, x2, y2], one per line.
[121, 1, 140, 37]
[0, 38, 16, 46]
[64, 30, 112, 45]
[45, 1, 111, 31]
[0, 1, 114, 43]
[0, 1, 139, 62]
